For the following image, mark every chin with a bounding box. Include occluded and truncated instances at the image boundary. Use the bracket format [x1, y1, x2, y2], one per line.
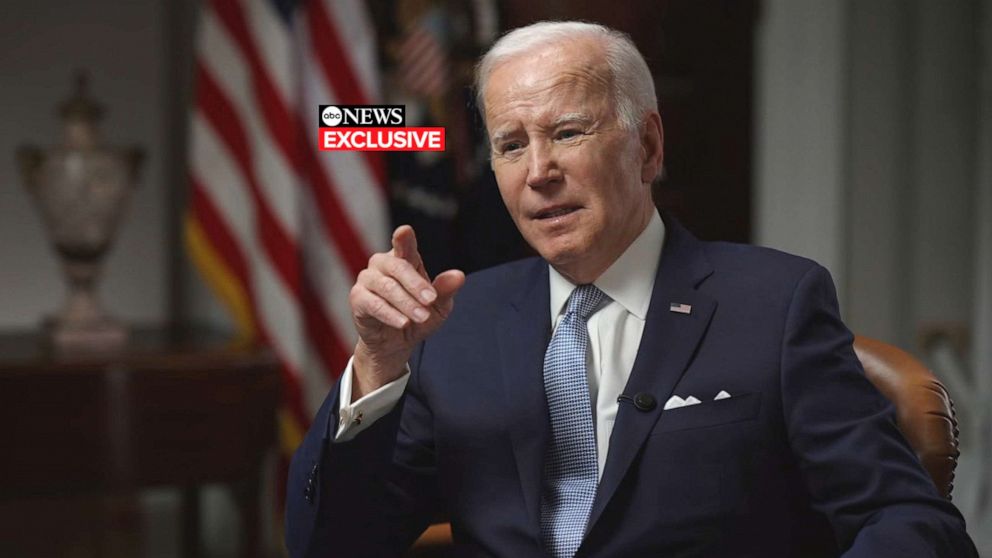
[535, 241, 587, 271]
[523, 224, 595, 265]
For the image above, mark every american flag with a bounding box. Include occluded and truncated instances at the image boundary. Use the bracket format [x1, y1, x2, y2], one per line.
[397, 6, 450, 98]
[185, 0, 388, 497]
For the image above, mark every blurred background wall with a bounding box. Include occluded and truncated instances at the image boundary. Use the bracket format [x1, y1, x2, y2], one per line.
[1, 0, 989, 555]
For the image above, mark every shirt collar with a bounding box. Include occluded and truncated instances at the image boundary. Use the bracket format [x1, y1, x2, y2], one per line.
[549, 209, 666, 321]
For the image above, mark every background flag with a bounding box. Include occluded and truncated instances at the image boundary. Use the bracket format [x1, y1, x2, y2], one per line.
[184, 0, 388, 509]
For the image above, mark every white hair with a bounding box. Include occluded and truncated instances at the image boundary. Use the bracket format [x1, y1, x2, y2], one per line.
[474, 21, 657, 131]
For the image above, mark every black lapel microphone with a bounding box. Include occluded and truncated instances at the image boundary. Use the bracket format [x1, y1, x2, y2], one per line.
[617, 392, 657, 412]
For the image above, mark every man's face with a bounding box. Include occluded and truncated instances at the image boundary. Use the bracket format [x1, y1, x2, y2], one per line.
[483, 40, 660, 284]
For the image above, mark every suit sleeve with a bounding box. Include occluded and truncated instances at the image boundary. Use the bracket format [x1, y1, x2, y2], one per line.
[780, 264, 977, 557]
[285, 344, 440, 558]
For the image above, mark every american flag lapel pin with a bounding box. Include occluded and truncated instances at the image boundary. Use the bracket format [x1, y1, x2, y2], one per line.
[669, 302, 692, 315]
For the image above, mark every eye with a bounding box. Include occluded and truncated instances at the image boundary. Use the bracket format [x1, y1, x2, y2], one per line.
[500, 141, 523, 154]
[556, 129, 582, 141]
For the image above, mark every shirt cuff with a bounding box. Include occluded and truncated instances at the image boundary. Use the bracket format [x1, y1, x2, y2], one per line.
[334, 356, 411, 442]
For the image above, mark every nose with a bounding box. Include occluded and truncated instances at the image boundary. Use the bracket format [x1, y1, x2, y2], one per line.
[525, 142, 561, 189]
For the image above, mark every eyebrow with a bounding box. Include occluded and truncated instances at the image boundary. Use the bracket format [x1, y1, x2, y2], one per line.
[551, 113, 594, 127]
[490, 113, 594, 144]
[490, 129, 514, 145]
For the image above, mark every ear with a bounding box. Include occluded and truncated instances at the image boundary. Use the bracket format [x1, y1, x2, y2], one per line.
[639, 111, 664, 184]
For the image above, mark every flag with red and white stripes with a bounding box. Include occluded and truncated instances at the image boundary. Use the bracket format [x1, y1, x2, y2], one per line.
[397, 6, 450, 98]
[185, 0, 388, 482]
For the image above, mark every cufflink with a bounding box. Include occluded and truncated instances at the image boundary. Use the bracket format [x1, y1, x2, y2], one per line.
[339, 409, 363, 426]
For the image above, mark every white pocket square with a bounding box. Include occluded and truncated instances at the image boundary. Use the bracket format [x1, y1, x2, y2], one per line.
[664, 395, 703, 410]
[665, 391, 732, 410]
[663, 395, 685, 410]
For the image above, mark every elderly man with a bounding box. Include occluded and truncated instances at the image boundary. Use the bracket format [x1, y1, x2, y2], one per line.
[286, 21, 976, 557]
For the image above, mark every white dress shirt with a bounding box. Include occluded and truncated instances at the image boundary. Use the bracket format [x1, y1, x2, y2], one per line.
[335, 211, 666, 479]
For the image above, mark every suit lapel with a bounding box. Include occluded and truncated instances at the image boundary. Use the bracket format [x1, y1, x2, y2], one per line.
[585, 217, 717, 535]
[496, 260, 552, 534]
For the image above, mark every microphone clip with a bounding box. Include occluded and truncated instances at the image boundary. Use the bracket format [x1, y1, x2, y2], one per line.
[617, 392, 657, 412]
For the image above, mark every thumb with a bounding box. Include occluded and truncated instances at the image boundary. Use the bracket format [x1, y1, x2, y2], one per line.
[432, 269, 465, 315]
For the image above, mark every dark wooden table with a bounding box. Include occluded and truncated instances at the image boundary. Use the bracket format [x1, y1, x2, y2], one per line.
[0, 326, 280, 557]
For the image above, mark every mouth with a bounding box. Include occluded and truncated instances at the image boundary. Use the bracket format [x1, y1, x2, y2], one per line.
[533, 205, 581, 220]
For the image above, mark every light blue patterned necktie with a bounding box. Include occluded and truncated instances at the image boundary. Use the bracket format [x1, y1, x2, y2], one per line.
[541, 284, 606, 558]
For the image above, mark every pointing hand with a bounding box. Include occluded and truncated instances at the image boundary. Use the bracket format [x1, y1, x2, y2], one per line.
[349, 225, 464, 398]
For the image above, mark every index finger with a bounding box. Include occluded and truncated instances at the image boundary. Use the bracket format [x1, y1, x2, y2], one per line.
[391, 225, 425, 275]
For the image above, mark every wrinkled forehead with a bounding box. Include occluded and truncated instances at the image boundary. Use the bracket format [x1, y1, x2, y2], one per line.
[482, 40, 613, 131]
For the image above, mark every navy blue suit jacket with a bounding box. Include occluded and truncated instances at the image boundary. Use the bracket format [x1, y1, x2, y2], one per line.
[286, 217, 976, 557]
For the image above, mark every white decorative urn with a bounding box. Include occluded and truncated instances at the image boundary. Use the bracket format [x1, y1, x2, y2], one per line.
[17, 74, 143, 350]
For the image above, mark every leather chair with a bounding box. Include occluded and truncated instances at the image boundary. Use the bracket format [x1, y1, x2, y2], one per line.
[407, 335, 960, 555]
[408, 523, 454, 557]
[852, 335, 959, 499]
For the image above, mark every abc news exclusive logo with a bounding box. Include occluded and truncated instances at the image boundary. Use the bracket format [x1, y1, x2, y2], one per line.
[318, 105, 445, 152]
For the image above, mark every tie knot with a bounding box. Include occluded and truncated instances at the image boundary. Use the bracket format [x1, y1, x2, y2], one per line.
[566, 284, 605, 320]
